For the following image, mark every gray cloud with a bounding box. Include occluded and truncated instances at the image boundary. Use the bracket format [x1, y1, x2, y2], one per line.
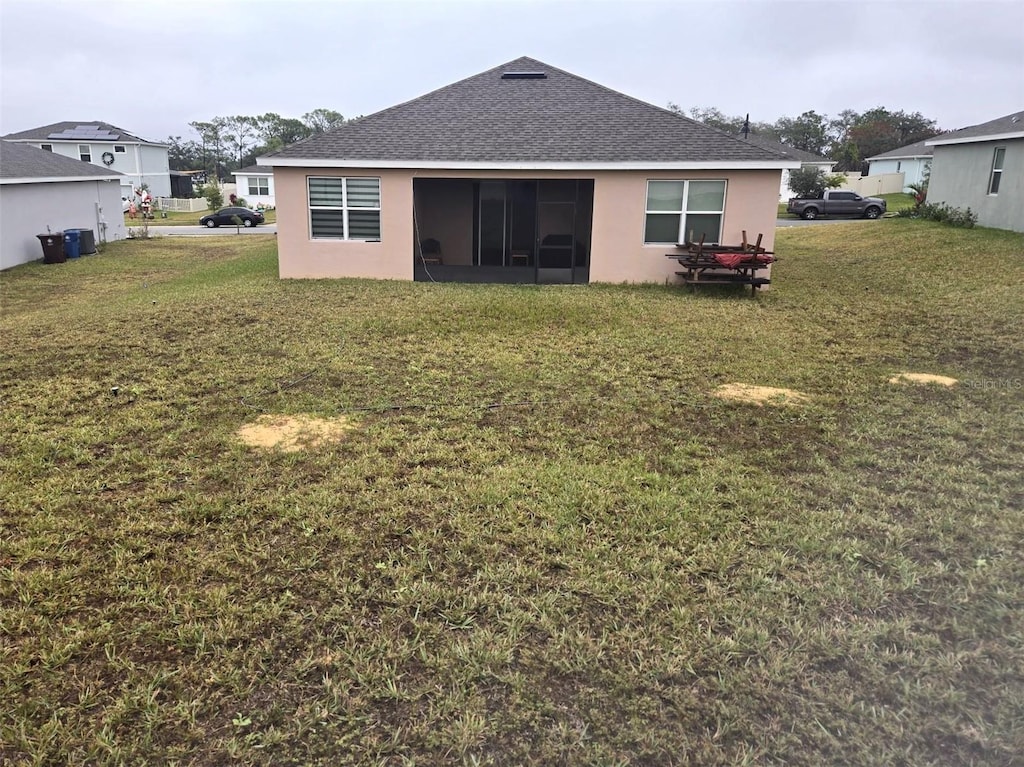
[2, 0, 1021, 143]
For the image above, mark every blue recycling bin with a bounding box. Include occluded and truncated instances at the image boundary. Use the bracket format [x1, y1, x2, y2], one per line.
[63, 229, 81, 259]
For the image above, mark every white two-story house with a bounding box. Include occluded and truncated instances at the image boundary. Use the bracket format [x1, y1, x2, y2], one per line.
[2, 122, 171, 199]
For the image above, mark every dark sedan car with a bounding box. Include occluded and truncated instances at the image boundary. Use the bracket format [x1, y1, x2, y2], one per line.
[199, 207, 265, 228]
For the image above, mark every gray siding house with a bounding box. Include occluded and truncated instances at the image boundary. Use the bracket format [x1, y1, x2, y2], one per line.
[926, 111, 1024, 232]
[0, 141, 126, 270]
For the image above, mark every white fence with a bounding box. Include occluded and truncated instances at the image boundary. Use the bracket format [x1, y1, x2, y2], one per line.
[155, 197, 209, 213]
[835, 172, 906, 197]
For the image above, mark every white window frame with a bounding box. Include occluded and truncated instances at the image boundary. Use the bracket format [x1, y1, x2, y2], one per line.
[248, 177, 270, 196]
[643, 179, 727, 245]
[988, 147, 1005, 195]
[40, 143, 52, 151]
[114, 145, 126, 153]
[307, 176, 381, 241]
[79, 144, 91, 162]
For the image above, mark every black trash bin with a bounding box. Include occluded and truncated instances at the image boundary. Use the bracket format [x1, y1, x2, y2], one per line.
[72, 228, 97, 254]
[37, 233, 65, 264]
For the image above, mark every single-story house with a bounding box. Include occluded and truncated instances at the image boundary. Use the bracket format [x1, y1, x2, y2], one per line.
[736, 134, 835, 201]
[232, 165, 275, 207]
[259, 57, 798, 284]
[865, 138, 933, 192]
[0, 141, 126, 270]
[2, 121, 171, 200]
[926, 111, 1023, 233]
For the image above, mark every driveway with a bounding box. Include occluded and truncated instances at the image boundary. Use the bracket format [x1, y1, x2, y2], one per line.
[776, 217, 880, 228]
[138, 224, 277, 237]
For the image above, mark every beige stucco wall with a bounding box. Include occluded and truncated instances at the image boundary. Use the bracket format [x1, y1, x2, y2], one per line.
[275, 167, 782, 282]
[591, 169, 779, 282]
[276, 167, 413, 279]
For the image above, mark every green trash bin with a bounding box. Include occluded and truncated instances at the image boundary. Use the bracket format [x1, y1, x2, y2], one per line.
[37, 233, 65, 264]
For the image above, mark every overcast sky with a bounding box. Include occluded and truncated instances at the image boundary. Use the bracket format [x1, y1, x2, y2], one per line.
[2, 0, 1022, 144]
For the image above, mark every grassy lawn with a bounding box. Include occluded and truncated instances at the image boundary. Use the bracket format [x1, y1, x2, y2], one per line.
[125, 208, 276, 227]
[2, 221, 1023, 765]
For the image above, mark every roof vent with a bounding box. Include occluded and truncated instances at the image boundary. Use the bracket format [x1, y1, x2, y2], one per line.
[501, 71, 547, 80]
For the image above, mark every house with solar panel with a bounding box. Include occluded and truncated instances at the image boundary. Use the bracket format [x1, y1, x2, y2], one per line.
[260, 57, 798, 284]
[2, 122, 171, 200]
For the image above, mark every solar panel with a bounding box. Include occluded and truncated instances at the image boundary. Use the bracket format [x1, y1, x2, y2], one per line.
[47, 126, 120, 141]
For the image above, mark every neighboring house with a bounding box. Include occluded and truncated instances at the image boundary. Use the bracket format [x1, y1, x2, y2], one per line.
[0, 141, 126, 270]
[259, 56, 798, 284]
[2, 121, 171, 199]
[736, 134, 835, 201]
[866, 139, 933, 191]
[926, 111, 1024, 233]
[232, 165, 275, 207]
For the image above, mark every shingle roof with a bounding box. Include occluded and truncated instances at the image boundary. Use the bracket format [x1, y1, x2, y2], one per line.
[736, 133, 832, 163]
[865, 138, 934, 161]
[265, 57, 790, 165]
[0, 141, 123, 181]
[927, 111, 1024, 145]
[233, 164, 273, 175]
[2, 121, 159, 144]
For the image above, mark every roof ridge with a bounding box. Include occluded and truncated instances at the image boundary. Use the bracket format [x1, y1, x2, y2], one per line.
[504, 57, 791, 161]
[262, 57, 800, 165]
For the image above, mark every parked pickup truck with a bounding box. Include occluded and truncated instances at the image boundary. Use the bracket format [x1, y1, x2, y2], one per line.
[786, 190, 886, 220]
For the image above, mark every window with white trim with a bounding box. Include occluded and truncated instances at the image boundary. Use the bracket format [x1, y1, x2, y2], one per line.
[40, 143, 52, 151]
[988, 147, 1005, 195]
[248, 177, 270, 196]
[644, 180, 726, 244]
[79, 144, 91, 162]
[308, 177, 381, 240]
[114, 145, 126, 153]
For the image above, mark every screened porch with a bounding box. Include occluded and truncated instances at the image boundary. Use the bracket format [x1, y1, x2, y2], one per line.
[412, 178, 594, 284]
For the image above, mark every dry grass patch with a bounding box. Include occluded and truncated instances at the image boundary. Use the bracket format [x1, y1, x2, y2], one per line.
[888, 372, 959, 387]
[2, 226, 1024, 766]
[236, 413, 356, 452]
[712, 382, 812, 406]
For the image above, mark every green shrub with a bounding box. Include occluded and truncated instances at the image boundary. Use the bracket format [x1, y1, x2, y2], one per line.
[788, 166, 843, 199]
[201, 183, 223, 210]
[895, 201, 977, 228]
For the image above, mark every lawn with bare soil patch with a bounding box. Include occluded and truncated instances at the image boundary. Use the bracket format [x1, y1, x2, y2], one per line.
[2, 222, 1023, 765]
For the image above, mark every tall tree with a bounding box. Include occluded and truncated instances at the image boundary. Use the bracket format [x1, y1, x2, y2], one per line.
[255, 112, 311, 149]
[774, 110, 830, 155]
[165, 135, 204, 171]
[832, 108, 940, 173]
[188, 118, 228, 179]
[302, 108, 345, 134]
[222, 115, 258, 167]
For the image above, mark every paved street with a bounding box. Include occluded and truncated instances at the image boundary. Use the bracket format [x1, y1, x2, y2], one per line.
[138, 224, 277, 237]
